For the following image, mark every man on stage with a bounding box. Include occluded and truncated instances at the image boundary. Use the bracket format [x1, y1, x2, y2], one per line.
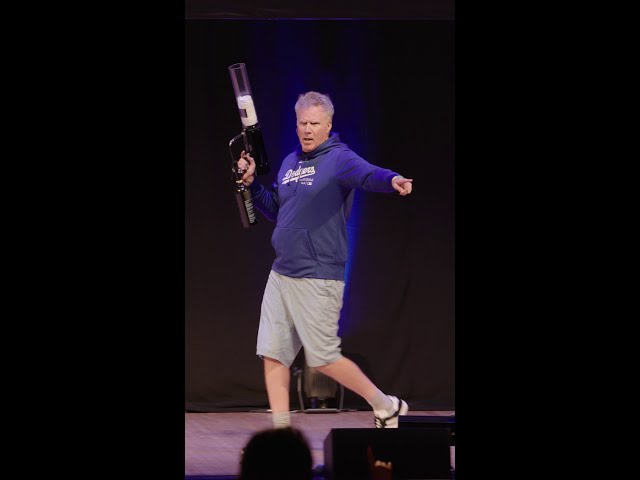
[237, 91, 414, 429]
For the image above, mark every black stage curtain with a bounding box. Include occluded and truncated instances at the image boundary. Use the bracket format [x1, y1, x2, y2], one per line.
[185, 19, 454, 411]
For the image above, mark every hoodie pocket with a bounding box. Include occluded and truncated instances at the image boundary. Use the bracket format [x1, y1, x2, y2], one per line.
[271, 227, 318, 275]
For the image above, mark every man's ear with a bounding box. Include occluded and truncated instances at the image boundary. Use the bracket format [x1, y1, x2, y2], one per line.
[327, 121, 332, 133]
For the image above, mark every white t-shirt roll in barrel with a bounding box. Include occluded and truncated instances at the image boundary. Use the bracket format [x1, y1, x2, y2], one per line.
[237, 94, 258, 127]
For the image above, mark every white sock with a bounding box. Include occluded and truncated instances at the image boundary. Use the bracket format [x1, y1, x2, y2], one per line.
[272, 411, 291, 429]
[367, 390, 393, 413]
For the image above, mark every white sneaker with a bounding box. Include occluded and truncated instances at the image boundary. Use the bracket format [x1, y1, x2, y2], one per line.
[374, 395, 409, 428]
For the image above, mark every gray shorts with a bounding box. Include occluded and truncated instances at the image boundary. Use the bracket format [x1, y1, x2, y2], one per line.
[256, 270, 345, 368]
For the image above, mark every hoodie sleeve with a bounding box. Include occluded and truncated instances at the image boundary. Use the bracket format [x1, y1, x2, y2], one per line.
[249, 181, 280, 222]
[335, 150, 399, 193]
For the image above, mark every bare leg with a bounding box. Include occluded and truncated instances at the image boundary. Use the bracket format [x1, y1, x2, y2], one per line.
[263, 357, 290, 413]
[314, 356, 379, 402]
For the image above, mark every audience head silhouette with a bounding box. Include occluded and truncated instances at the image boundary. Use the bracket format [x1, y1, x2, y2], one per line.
[239, 427, 313, 480]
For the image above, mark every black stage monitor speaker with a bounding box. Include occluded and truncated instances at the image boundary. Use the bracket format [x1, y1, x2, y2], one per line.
[399, 415, 456, 446]
[323, 428, 452, 480]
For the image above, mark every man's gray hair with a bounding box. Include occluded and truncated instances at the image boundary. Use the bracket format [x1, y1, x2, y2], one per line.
[294, 91, 334, 120]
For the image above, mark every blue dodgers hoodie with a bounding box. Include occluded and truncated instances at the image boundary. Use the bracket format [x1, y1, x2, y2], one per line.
[250, 132, 399, 280]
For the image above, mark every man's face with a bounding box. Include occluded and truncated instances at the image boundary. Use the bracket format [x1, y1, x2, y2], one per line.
[296, 105, 332, 153]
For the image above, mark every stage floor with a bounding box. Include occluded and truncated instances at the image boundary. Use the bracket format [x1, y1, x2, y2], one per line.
[185, 410, 455, 478]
